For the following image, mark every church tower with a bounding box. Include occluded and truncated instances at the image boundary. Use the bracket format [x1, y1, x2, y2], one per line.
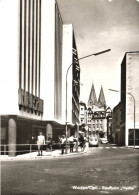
[98, 85, 106, 108]
[87, 83, 109, 139]
[88, 83, 98, 108]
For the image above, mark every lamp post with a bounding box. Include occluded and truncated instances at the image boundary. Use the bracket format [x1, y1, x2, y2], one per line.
[109, 89, 135, 147]
[65, 49, 111, 154]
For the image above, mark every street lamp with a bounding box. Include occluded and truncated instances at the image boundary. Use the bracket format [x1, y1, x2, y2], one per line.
[65, 49, 111, 154]
[109, 89, 135, 147]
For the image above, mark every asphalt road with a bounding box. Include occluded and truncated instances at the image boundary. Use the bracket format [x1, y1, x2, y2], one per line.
[1, 144, 139, 195]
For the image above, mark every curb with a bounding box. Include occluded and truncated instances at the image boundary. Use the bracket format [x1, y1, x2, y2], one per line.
[126, 146, 139, 149]
[0, 151, 87, 161]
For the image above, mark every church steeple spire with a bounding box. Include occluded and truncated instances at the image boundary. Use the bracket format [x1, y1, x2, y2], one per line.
[98, 85, 106, 108]
[88, 83, 98, 107]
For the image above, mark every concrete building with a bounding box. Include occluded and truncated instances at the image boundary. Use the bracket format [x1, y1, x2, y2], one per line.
[62, 24, 80, 132]
[121, 52, 139, 146]
[111, 51, 139, 146]
[0, 0, 80, 156]
[112, 102, 122, 144]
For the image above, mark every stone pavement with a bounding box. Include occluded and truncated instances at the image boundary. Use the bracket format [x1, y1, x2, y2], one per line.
[0, 146, 88, 161]
[1, 143, 138, 161]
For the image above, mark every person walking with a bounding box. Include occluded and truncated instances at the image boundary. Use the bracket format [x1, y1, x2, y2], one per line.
[60, 135, 66, 154]
[82, 136, 87, 151]
[37, 132, 45, 156]
[47, 135, 52, 150]
[79, 133, 84, 151]
[69, 135, 74, 153]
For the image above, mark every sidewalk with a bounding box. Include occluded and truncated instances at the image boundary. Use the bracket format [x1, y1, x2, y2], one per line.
[110, 143, 139, 149]
[127, 146, 139, 149]
[0, 147, 88, 161]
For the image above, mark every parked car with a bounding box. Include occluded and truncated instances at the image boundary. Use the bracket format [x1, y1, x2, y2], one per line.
[100, 138, 108, 144]
[89, 137, 99, 147]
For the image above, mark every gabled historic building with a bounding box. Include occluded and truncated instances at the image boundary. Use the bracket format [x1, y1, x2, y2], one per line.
[87, 83, 112, 138]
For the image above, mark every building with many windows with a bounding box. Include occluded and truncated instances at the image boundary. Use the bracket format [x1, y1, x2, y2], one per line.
[0, 0, 80, 156]
[79, 101, 87, 125]
[87, 83, 111, 138]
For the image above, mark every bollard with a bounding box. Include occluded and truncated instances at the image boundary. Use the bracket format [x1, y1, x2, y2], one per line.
[30, 145, 32, 157]
[4, 145, 6, 155]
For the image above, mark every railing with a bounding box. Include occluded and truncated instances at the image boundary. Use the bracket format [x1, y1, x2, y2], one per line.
[0, 142, 80, 156]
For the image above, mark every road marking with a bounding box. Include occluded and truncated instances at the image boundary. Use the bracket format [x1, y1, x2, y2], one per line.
[90, 147, 126, 149]
[90, 146, 131, 149]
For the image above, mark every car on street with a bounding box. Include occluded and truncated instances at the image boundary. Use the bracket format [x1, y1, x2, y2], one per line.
[89, 136, 99, 147]
[100, 137, 108, 144]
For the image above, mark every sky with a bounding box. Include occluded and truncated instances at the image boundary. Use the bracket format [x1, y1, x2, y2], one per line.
[57, 0, 139, 109]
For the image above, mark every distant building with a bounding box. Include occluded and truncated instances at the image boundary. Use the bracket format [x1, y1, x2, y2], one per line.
[112, 51, 139, 146]
[79, 101, 87, 125]
[112, 102, 122, 144]
[0, 0, 80, 156]
[106, 107, 112, 141]
[87, 83, 111, 138]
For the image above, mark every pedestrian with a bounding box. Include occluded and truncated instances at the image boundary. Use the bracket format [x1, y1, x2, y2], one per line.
[60, 135, 66, 154]
[37, 132, 45, 156]
[69, 135, 74, 153]
[79, 133, 84, 151]
[47, 134, 52, 150]
[82, 136, 87, 151]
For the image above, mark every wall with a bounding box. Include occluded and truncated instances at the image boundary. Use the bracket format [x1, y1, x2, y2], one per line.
[121, 52, 139, 146]
[126, 52, 139, 145]
[62, 24, 73, 124]
[0, 0, 19, 115]
[54, 2, 63, 121]
[41, 0, 55, 120]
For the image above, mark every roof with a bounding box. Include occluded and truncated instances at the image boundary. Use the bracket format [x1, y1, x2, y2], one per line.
[98, 86, 106, 108]
[88, 83, 98, 107]
[79, 101, 87, 109]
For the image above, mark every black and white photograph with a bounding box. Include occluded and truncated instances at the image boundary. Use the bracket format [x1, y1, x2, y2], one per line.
[0, 0, 139, 194]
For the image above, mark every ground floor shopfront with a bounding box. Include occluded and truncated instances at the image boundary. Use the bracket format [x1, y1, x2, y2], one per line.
[0, 115, 77, 156]
[112, 127, 139, 146]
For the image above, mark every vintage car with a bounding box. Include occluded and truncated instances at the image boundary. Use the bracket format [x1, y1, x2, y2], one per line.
[100, 138, 108, 144]
[89, 136, 99, 147]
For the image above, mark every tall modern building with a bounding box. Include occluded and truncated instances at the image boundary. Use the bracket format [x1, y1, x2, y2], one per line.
[0, 0, 80, 156]
[121, 52, 139, 146]
[87, 83, 111, 138]
[111, 51, 139, 146]
[119, 51, 139, 146]
[62, 24, 80, 132]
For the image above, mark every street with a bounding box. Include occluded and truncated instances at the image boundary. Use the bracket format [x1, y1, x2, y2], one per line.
[1, 144, 139, 195]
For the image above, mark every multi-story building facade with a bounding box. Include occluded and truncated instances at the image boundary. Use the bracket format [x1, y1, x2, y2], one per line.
[0, 0, 80, 156]
[121, 52, 139, 146]
[112, 102, 122, 144]
[111, 51, 139, 146]
[87, 83, 111, 138]
[106, 107, 112, 142]
[79, 101, 87, 125]
[62, 24, 80, 130]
